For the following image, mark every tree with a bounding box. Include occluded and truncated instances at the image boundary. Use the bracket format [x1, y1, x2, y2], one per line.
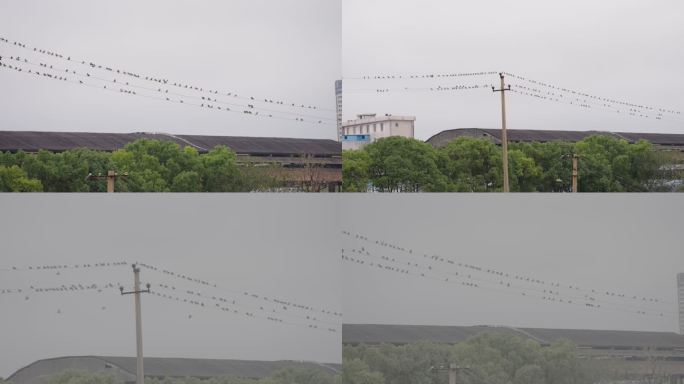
[512, 141, 575, 192]
[110, 139, 180, 192]
[365, 137, 448, 192]
[341, 359, 385, 384]
[342, 150, 370, 192]
[199, 145, 244, 192]
[513, 364, 545, 384]
[344, 333, 602, 384]
[20, 149, 109, 192]
[269, 367, 337, 384]
[47, 370, 122, 384]
[171, 171, 203, 192]
[542, 339, 592, 384]
[299, 153, 327, 192]
[507, 149, 543, 192]
[437, 137, 502, 192]
[0, 165, 43, 192]
[574, 136, 663, 192]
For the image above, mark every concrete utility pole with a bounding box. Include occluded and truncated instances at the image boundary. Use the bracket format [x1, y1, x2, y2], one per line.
[572, 154, 579, 193]
[86, 170, 127, 192]
[492, 73, 511, 192]
[561, 154, 580, 192]
[120, 264, 151, 384]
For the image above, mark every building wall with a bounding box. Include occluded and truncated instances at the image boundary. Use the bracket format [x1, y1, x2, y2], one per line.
[341, 115, 415, 150]
[341, 134, 371, 151]
[679, 273, 684, 335]
[335, 80, 343, 141]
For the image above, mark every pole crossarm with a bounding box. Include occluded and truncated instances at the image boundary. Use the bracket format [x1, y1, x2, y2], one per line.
[430, 364, 473, 384]
[86, 170, 128, 192]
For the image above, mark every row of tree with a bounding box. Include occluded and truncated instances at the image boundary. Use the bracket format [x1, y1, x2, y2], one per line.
[0, 140, 285, 192]
[6, 366, 339, 384]
[342, 135, 682, 192]
[342, 333, 605, 384]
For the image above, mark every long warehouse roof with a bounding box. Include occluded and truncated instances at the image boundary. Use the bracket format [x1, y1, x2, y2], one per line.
[9, 356, 341, 384]
[0, 131, 342, 157]
[342, 324, 684, 349]
[426, 128, 684, 147]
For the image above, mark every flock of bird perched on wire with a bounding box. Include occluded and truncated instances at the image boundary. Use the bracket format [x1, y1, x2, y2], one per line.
[344, 70, 683, 124]
[341, 230, 672, 319]
[0, 35, 336, 127]
[0, 260, 341, 334]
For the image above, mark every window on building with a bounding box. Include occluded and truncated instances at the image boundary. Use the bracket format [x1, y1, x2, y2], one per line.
[380, 123, 384, 132]
[395, 123, 399, 127]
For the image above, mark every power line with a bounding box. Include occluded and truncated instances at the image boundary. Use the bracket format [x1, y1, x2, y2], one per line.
[150, 282, 339, 328]
[1, 260, 341, 321]
[0, 35, 335, 113]
[509, 84, 684, 124]
[135, 262, 342, 319]
[345, 70, 683, 124]
[0, 260, 129, 272]
[151, 288, 339, 334]
[344, 71, 499, 80]
[342, 248, 669, 319]
[503, 71, 682, 117]
[0, 57, 335, 127]
[343, 84, 491, 94]
[342, 231, 673, 307]
[0, 280, 340, 334]
[342, 245, 674, 316]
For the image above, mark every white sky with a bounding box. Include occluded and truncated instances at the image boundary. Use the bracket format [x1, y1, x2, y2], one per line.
[0, 0, 341, 139]
[0, 195, 342, 378]
[342, 0, 684, 139]
[341, 195, 684, 333]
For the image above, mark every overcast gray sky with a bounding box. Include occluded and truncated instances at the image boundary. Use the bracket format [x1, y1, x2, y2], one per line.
[0, 0, 340, 139]
[342, 0, 684, 139]
[0, 195, 341, 378]
[341, 195, 684, 333]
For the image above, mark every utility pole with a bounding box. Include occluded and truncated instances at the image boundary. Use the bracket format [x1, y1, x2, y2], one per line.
[561, 154, 580, 192]
[120, 264, 151, 384]
[572, 154, 579, 193]
[86, 170, 127, 192]
[492, 73, 511, 192]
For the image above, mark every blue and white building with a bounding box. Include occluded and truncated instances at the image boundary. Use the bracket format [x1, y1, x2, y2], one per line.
[341, 113, 416, 150]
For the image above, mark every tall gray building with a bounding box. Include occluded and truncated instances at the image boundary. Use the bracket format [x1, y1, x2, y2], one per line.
[335, 80, 342, 141]
[679, 273, 684, 334]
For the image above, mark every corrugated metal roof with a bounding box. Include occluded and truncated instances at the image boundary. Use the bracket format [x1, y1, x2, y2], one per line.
[342, 324, 684, 349]
[0, 131, 341, 157]
[342, 324, 513, 345]
[426, 128, 684, 147]
[100, 356, 340, 378]
[9, 356, 341, 384]
[520, 328, 684, 349]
